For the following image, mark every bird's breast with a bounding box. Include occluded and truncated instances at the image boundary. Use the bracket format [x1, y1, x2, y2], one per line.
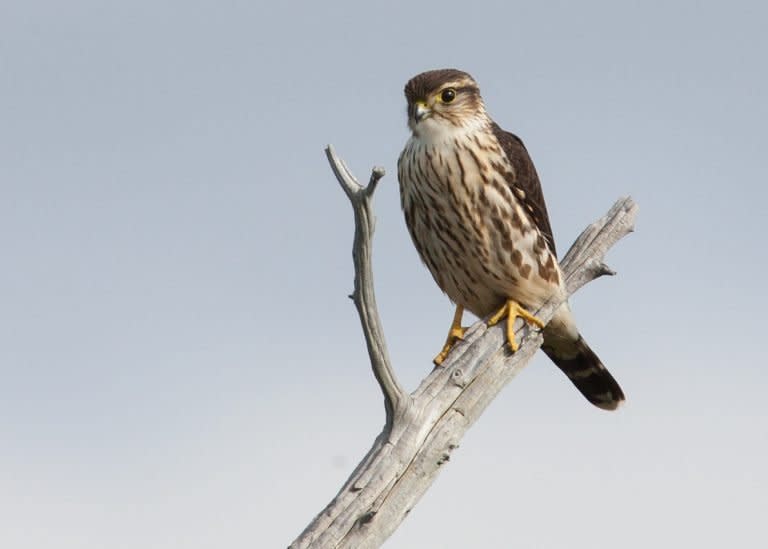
[398, 133, 560, 317]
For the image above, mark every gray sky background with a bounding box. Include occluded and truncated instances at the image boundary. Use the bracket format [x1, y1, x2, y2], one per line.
[2, 1, 767, 547]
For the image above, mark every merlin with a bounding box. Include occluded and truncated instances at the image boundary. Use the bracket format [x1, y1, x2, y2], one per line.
[397, 69, 624, 410]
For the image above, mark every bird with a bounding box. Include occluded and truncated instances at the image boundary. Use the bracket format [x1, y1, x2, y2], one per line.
[397, 68, 624, 410]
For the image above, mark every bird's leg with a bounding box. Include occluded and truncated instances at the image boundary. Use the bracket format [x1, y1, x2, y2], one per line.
[433, 305, 467, 366]
[487, 299, 545, 352]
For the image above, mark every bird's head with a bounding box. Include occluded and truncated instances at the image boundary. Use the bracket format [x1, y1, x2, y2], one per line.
[404, 68, 488, 140]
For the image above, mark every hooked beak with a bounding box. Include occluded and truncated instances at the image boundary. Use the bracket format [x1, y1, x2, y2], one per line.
[411, 101, 430, 122]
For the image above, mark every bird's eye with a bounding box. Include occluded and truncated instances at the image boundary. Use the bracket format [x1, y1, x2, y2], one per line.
[440, 88, 456, 103]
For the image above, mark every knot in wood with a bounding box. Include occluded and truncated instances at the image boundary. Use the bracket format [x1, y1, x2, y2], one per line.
[451, 368, 466, 387]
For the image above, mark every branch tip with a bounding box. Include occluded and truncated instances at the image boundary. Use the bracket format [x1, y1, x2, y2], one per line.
[365, 166, 386, 197]
[598, 262, 616, 277]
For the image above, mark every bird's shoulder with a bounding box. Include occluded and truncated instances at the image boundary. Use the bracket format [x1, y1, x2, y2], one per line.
[490, 122, 557, 257]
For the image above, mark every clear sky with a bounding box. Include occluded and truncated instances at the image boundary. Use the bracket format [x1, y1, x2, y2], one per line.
[2, 1, 767, 547]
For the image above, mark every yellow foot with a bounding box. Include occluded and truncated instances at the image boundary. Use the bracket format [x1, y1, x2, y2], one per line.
[487, 299, 545, 352]
[433, 306, 467, 366]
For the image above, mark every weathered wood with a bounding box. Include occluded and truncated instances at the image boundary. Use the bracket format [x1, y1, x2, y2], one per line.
[289, 147, 638, 549]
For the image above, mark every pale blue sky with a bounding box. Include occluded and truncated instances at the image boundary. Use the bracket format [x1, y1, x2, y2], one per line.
[2, 1, 767, 548]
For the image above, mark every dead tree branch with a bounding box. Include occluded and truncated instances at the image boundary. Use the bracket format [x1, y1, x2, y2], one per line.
[289, 146, 638, 549]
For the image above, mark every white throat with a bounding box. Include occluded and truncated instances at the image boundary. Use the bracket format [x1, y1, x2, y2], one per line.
[411, 115, 489, 146]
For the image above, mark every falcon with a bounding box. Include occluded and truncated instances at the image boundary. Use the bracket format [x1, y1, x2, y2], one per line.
[397, 69, 624, 410]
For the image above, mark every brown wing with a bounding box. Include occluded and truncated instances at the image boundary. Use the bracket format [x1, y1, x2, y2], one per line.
[490, 123, 557, 257]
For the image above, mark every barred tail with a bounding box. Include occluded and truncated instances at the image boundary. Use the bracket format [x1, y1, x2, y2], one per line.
[543, 336, 625, 411]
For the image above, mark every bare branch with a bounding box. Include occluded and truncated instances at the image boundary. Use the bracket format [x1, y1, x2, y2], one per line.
[325, 146, 408, 424]
[290, 147, 637, 549]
